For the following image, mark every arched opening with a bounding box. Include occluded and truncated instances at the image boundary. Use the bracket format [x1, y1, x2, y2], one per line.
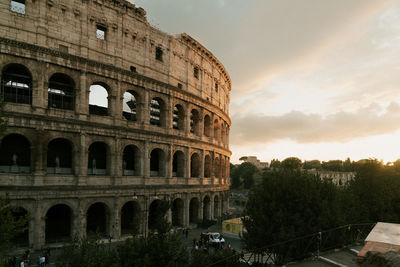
[150, 97, 165, 127]
[213, 119, 219, 141]
[204, 115, 211, 137]
[1, 63, 32, 104]
[172, 198, 184, 227]
[173, 104, 185, 130]
[89, 83, 109, 116]
[123, 145, 140, 176]
[189, 198, 199, 223]
[11, 207, 29, 247]
[148, 199, 167, 231]
[190, 153, 200, 178]
[203, 196, 211, 221]
[47, 138, 72, 174]
[150, 148, 165, 177]
[221, 123, 226, 144]
[121, 201, 141, 236]
[88, 142, 107, 175]
[86, 202, 109, 237]
[190, 109, 200, 135]
[0, 134, 30, 173]
[214, 157, 221, 178]
[221, 158, 226, 178]
[204, 155, 211, 178]
[45, 204, 71, 244]
[122, 90, 138, 121]
[11, 0, 26, 14]
[214, 196, 219, 219]
[172, 150, 185, 177]
[48, 73, 75, 110]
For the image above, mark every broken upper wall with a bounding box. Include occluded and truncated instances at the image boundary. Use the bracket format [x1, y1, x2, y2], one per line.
[0, 0, 231, 114]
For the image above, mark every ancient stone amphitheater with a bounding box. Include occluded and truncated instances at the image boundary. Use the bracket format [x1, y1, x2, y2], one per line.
[0, 0, 231, 249]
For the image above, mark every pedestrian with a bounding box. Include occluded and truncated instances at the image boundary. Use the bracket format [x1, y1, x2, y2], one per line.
[185, 228, 188, 239]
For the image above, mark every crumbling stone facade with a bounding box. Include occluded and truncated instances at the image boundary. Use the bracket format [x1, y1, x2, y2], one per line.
[0, 0, 231, 249]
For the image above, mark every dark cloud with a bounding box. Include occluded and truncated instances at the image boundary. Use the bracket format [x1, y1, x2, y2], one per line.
[230, 102, 400, 145]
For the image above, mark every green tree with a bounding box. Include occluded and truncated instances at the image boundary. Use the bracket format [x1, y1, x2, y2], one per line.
[270, 159, 281, 169]
[240, 162, 258, 189]
[303, 160, 321, 170]
[321, 160, 344, 171]
[281, 157, 302, 170]
[230, 164, 241, 189]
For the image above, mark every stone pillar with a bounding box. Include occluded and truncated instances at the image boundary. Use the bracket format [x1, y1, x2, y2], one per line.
[77, 133, 88, 185]
[32, 63, 46, 109]
[79, 203, 87, 239]
[143, 141, 149, 183]
[167, 208, 172, 224]
[165, 95, 172, 129]
[112, 81, 122, 119]
[185, 103, 191, 137]
[142, 196, 149, 237]
[185, 148, 191, 181]
[199, 196, 203, 221]
[77, 71, 88, 115]
[142, 90, 150, 126]
[183, 194, 189, 227]
[33, 202, 45, 250]
[210, 194, 215, 220]
[111, 198, 120, 239]
[166, 144, 172, 180]
[32, 134, 45, 185]
[198, 109, 204, 138]
[199, 150, 204, 180]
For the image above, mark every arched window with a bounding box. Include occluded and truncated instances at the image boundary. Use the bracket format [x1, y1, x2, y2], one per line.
[1, 64, 32, 104]
[221, 123, 226, 144]
[150, 97, 165, 126]
[190, 153, 200, 178]
[190, 109, 200, 135]
[189, 198, 199, 223]
[172, 198, 184, 227]
[121, 201, 141, 236]
[172, 151, 185, 177]
[204, 155, 211, 178]
[173, 104, 184, 130]
[0, 134, 30, 173]
[88, 142, 107, 175]
[86, 202, 109, 237]
[213, 119, 219, 141]
[45, 204, 72, 243]
[123, 145, 140, 176]
[122, 91, 138, 121]
[150, 148, 165, 177]
[89, 83, 108, 116]
[203, 196, 211, 220]
[47, 138, 72, 174]
[204, 115, 211, 137]
[48, 73, 75, 110]
[214, 156, 221, 178]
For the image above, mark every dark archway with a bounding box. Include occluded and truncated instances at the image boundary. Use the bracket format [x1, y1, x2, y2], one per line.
[213, 119, 219, 141]
[214, 157, 221, 178]
[89, 83, 109, 116]
[221, 123, 226, 144]
[150, 97, 165, 126]
[148, 199, 165, 231]
[1, 63, 32, 104]
[203, 196, 211, 221]
[122, 90, 138, 121]
[150, 148, 165, 177]
[48, 73, 75, 110]
[11, 207, 29, 247]
[0, 134, 30, 173]
[45, 204, 71, 243]
[172, 198, 184, 227]
[121, 201, 141, 236]
[88, 142, 107, 175]
[173, 104, 185, 130]
[172, 151, 185, 177]
[204, 115, 211, 137]
[190, 109, 200, 135]
[190, 153, 200, 178]
[123, 145, 140, 176]
[86, 202, 109, 237]
[189, 198, 199, 223]
[47, 138, 72, 174]
[204, 155, 211, 178]
[214, 196, 219, 219]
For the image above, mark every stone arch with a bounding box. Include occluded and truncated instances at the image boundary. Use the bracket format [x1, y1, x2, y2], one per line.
[204, 114, 211, 137]
[204, 154, 212, 178]
[148, 199, 164, 231]
[123, 144, 140, 176]
[190, 109, 200, 135]
[48, 73, 75, 110]
[172, 150, 185, 177]
[86, 202, 110, 237]
[45, 204, 72, 243]
[150, 148, 165, 177]
[89, 82, 109, 116]
[121, 201, 141, 236]
[221, 122, 226, 144]
[190, 152, 201, 178]
[150, 97, 166, 127]
[0, 133, 31, 173]
[213, 195, 219, 219]
[1, 63, 32, 104]
[214, 156, 221, 178]
[213, 119, 219, 141]
[203, 195, 211, 221]
[221, 157, 226, 178]
[88, 142, 108, 175]
[189, 197, 199, 223]
[122, 90, 139, 121]
[171, 198, 184, 227]
[173, 104, 185, 130]
[10, 206, 29, 247]
[47, 138, 73, 174]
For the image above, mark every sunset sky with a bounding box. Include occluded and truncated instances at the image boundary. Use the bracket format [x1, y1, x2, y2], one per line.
[133, 0, 400, 164]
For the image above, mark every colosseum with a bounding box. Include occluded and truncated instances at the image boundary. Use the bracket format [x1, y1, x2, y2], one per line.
[0, 0, 231, 250]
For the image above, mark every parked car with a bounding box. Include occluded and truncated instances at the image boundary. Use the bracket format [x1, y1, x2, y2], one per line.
[200, 232, 225, 247]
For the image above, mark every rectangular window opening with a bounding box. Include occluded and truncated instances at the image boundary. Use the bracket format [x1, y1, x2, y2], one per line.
[156, 47, 163, 61]
[194, 67, 199, 79]
[96, 25, 107, 40]
[11, 0, 25, 14]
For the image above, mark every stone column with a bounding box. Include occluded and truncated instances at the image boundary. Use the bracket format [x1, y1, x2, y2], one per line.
[210, 194, 215, 220]
[166, 144, 172, 181]
[111, 198, 120, 239]
[165, 95, 172, 129]
[79, 71, 89, 115]
[77, 133, 88, 185]
[143, 141, 149, 184]
[141, 90, 150, 126]
[32, 134, 45, 185]
[33, 202, 45, 250]
[112, 81, 122, 119]
[185, 148, 191, 181]
[199, 196, 203, 221]
[199, 150, 204, 180]
[185, 103, 191, 137]
[31, 63, 46, 109]
[183, 194, 189, 227]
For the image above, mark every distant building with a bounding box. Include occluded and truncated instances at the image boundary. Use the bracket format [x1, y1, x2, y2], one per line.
[307, 169, 355, 185]
[240, 156, 269, 169]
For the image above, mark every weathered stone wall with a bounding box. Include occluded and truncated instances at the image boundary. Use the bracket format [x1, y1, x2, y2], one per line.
[0, 0, 231, 250]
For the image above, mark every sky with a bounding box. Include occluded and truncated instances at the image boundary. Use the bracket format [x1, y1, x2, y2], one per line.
[132, 0, 400, 164]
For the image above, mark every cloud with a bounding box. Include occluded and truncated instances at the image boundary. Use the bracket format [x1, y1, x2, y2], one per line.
[230, 102, 400, 145]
